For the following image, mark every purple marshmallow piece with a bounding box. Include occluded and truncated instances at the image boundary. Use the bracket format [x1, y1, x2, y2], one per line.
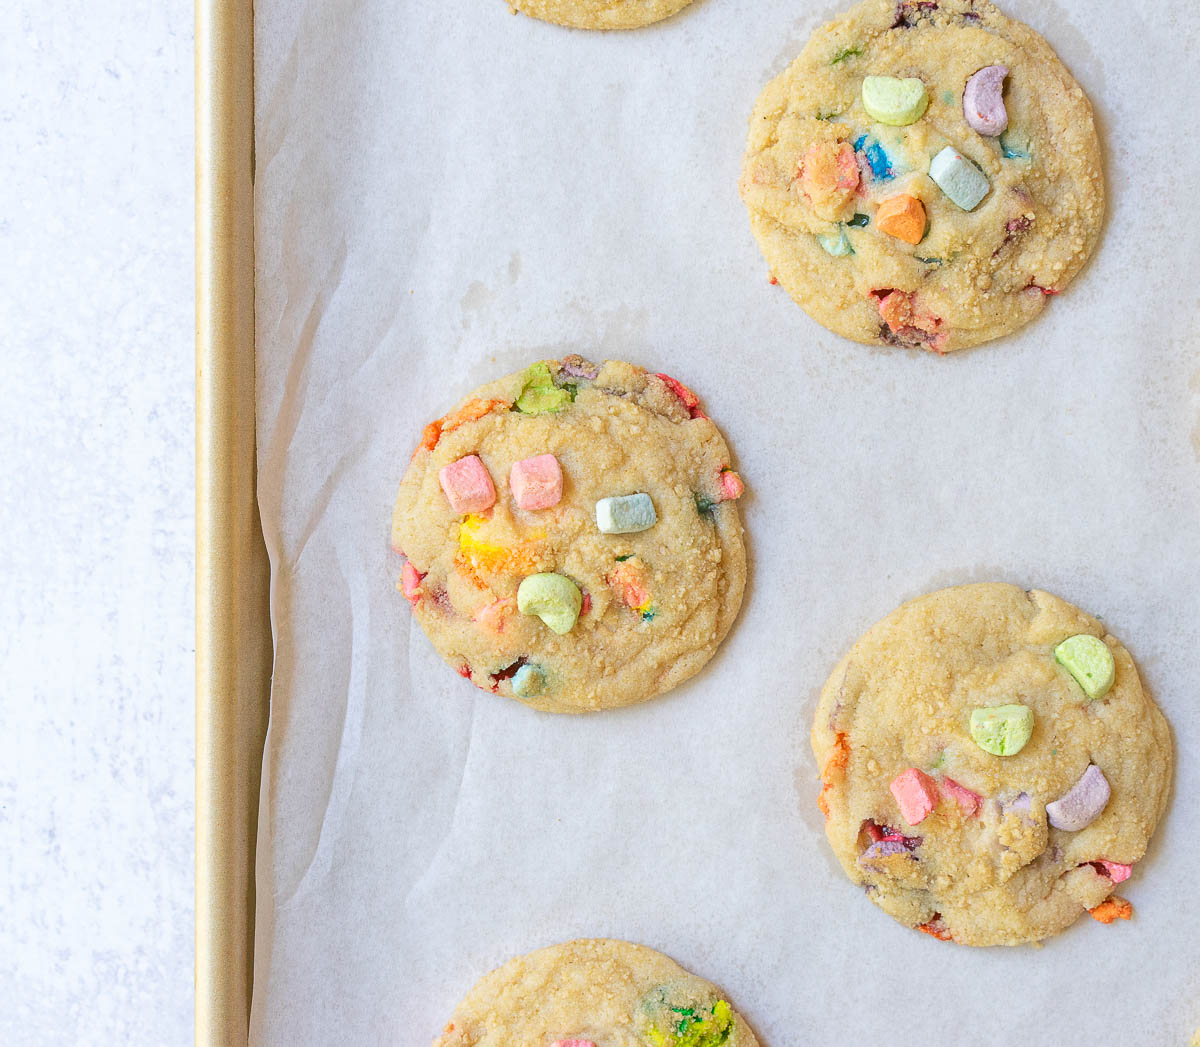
[1046, 765, 1111, 832]
[963, 64, 1009, 136]
[858, 838, 918, 871]
[558, 355, 599, 381]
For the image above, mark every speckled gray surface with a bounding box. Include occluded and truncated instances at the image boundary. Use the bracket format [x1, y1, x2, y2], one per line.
[0, 2, 194, 1044]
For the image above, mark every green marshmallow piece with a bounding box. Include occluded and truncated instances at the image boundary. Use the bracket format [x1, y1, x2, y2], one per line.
[517, 572, 582, 635]
[1054, 634, 1115, 700]
[969, 704, 1034, 757]
[645, 1000, 733, 1047]
[514, 362, 571, 415]
[511, 663, 545, 699]
[817, 226, 854, 256]
[861, 75, 929, 126]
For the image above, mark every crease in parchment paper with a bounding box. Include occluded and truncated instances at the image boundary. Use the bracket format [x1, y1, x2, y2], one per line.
[261, 240, 350, 491]
[291, 430, 371, 572]
[401, 691, 483, 914]
[276, 540, 372, 912]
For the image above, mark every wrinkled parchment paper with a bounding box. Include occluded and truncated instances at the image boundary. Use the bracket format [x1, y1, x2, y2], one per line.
[251, 1, 1200, 1042]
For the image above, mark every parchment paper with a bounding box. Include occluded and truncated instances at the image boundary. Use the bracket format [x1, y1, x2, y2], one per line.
[251, 1, 1200, 1043]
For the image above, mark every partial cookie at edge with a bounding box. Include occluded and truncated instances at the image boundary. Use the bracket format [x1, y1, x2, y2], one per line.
[508, 0, 694, 30]
[433, 939, 760, 1047]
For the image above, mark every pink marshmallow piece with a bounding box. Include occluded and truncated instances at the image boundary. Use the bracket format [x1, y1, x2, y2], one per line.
[439, 454, 496, 514]
[655, 373, 708, 419]
[472, 597, 512, 633]
[400, 562, 424, 607]
[551, 1042, 596, 1047]
[1096, 860, 1133, 885]
[941, 777, 981, 817]
[719, 469, 745, 502]
[890, 768, 940, 826]
[509, 453, 563, 510]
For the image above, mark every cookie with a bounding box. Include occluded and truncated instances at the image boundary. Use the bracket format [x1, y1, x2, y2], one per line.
[392, 358, 746, 713]
[506, 0, 694, 30]
[740, 0, 1104, 353]
[811, 583, 1172, 946]
[433, 939, 760, 1047]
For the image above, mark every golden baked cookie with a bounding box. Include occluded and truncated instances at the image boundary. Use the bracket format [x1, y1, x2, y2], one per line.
[433, 939, 759, 1047]
[392, 358, 746, 713]
[507, 0, 694, 30]
[740, 0, 1104, 352]
[811, 583, 1172, 946]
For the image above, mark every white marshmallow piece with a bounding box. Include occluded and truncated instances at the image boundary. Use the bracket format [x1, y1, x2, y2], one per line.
[596, 493, 657, 534]
[929, 146, 991, 211]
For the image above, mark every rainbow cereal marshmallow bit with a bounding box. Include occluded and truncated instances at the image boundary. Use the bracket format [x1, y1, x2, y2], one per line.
[509, 453, 563, 511]
[1054, 633, 1115, 700]
[512, 663, 546, 699]
[861, 75, 929, 126]
[890, 768, 940, 826]
[517, 573, 583, 635]
[596, 493, 657, 534]
[940, 777, 981, 816]
[1046, 764, 1110, 832]
[1095, 859, 1133, 884]
[929, 146, 991, 211]
[438, 454, 496, 514]
[969, 703, 1034, 756]
[400, 561, 424, 607]
[798, 141, 860, 220]
[718, 469, 745, 501]
[876, 193, 927, 245]
[963, 65, 1009, 137]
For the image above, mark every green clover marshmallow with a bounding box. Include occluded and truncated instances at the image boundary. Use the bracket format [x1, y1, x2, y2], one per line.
[969, 704, 1034, 756]
[1054, 634, 1115, 700]
[514, 362, 572, 414]
[861, 75, 929, 126]
[517, 572, 582, 635]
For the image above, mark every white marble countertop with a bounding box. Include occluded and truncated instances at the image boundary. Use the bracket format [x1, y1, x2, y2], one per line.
[0, 2, 194, 1043]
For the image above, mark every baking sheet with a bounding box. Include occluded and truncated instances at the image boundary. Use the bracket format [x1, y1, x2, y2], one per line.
[250, 0, 1200, 1042]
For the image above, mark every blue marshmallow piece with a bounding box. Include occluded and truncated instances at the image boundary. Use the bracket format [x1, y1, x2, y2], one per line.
[929, 146, 991, 211]
[596, 492, 657, 534]
[818, 226, 854, 256]
[512, 663, 546, 699]
[853, 134, 894, 180]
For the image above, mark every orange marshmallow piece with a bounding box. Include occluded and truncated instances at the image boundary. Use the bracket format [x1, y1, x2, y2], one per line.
[1088, 896, 1133, 924]
[798, 141, 860, 220]
[876, 194, 927, 244]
